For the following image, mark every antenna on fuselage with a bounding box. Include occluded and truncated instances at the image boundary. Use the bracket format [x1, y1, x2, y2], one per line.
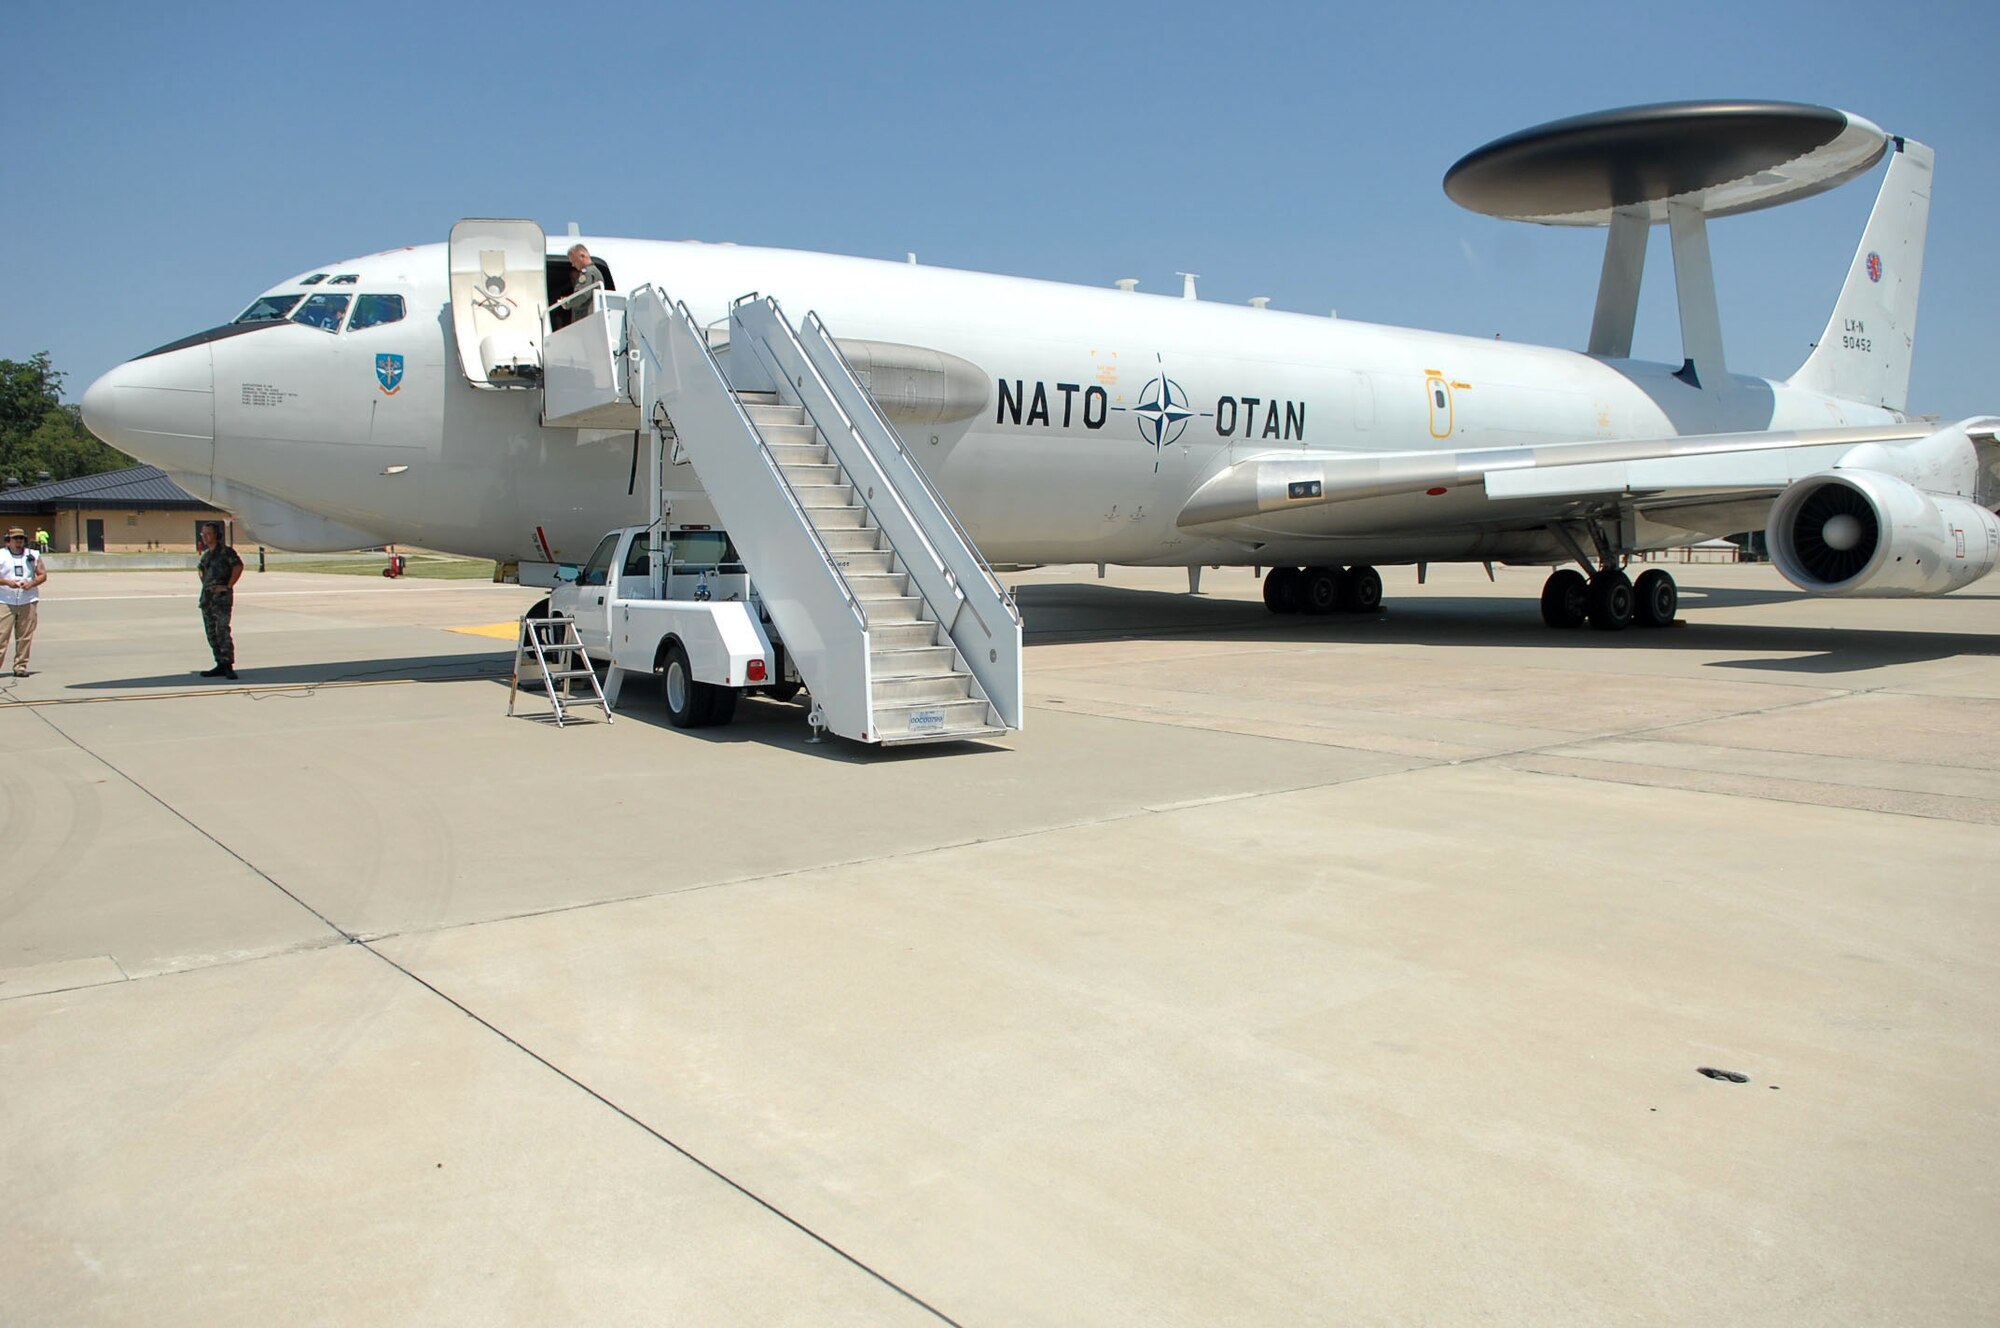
[1443, 100, 1891, 389]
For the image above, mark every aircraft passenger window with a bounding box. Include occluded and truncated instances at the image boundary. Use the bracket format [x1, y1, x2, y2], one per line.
[290, 293, 351, 332]
[300, 273, 328, 286]
[1434, 388, 1447, 409]
[234, 293, 304, 323]
[348, 294, 406, 331]
[328, 274, 359, 285]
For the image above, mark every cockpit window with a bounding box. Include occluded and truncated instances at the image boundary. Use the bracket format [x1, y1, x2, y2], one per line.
[300, 273, 328, 286]
[328, 274, 359, 286]
[291, 293, 351, 332]
[235, 293, 304, 323]
[348, 294, 406, 331]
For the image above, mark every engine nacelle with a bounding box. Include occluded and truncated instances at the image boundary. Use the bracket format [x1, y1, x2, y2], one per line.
[1768, 468, 2000, 596]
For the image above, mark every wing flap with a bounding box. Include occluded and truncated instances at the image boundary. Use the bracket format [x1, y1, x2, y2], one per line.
[1482, 441, 1864, 500]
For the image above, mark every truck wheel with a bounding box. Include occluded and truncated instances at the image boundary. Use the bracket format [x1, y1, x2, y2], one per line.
[660, 643, 709, 728]
[525, 596, 552, 619]
[764, 680, 804, 703]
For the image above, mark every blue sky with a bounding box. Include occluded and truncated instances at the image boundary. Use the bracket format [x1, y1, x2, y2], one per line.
[5, 0, 1995, 419]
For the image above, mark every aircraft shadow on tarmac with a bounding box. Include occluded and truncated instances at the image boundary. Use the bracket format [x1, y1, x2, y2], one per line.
[1010, 582, 2000, 675]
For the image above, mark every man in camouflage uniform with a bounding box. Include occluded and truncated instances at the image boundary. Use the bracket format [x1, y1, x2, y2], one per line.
[196, 521, 243, 679]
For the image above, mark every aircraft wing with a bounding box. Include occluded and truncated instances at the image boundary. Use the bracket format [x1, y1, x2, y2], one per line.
[1173, 420, 1991, 539]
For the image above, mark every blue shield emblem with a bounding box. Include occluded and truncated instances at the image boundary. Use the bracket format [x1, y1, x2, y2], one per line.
[375, 353, 405, 395]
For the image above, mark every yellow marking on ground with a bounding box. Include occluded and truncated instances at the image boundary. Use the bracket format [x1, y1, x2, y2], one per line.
[451, 622, 523, 640]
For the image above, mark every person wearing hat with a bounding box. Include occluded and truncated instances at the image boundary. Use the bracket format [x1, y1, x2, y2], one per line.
[0, 527, 47, 677]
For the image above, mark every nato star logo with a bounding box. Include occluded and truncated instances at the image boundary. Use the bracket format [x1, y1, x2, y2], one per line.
[1134, 373, 1193, 452]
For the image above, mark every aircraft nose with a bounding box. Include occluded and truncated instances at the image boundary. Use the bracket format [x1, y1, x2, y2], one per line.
[81, 344, 215, 488]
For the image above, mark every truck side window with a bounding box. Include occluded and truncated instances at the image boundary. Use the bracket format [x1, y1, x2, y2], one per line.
[578, 534, 619, 588]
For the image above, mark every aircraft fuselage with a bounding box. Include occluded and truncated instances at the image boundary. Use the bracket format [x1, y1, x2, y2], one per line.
[89, 238, 1902, 570]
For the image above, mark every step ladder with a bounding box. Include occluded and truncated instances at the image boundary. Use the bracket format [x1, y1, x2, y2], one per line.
[508, 614, 611, 726]
[625, 287, 1024, 746]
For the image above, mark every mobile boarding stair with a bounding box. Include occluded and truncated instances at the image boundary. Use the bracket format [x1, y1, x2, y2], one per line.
[620, 288, 1021, 746]
[509, 614, 612, 726]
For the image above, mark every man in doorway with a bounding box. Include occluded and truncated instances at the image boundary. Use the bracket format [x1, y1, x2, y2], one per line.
[196, 521, 243, 679]
[0, 527, 47, 676]
[550, 244, 605, 330]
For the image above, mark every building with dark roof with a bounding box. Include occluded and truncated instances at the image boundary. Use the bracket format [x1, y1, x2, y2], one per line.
[0, 465, 231, 552]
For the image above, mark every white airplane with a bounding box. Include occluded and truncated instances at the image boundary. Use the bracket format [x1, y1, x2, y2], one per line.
[81, 100, 2000, 635]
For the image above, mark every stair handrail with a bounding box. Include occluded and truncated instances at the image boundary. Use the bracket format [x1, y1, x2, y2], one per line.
[733, 302, 955, 598]
[729, 297, 1022, 730]
[800, 311, 1020, 628]
[637, 291, 869, 635]
[669, 298, 870, 633]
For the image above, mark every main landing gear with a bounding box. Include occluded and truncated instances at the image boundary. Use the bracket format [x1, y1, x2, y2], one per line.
[1537, 522, 1678, 631]
[1262, 564, 1384, 616]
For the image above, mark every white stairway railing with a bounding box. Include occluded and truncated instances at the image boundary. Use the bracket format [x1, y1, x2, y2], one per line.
[729, 297, 1023, 731]
[626, 286, 876, 741]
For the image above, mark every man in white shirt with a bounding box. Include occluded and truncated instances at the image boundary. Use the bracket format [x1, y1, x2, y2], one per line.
[0, 526, 47, 676]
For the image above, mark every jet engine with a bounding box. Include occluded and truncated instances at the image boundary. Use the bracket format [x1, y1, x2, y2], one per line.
[1767, 468, 2000, 596]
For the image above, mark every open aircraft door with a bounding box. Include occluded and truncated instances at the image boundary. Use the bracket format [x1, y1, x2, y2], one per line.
[448, 219, 547, 390]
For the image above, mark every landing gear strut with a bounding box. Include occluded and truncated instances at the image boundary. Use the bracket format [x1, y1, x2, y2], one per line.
[1539, 518, 1677, 632]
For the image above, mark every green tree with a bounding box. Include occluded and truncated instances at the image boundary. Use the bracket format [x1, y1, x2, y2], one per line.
[0, 352, 134, 485]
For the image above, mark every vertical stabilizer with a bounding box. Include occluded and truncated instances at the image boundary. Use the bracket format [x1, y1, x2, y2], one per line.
[1788, 139, 1932, 412]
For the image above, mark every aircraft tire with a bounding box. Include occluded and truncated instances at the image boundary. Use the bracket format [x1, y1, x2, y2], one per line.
[1299, 566, 1342, 615]
[1263, 566, 1303, 614]
[1339, 564, 1383, 613]
[1633, 569, 1678, 627]
[660, 642, 710, 728]
[1586, 570, 1635, 631]
[1540, 569, 1589, 629]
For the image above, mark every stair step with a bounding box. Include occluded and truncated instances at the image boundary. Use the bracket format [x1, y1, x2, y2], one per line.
[872, 643, 956, 675]
[872, 698, 995, 739]
[806, 505, 868, 531]
[817, 528, 883, 555]
[829, 549, 897, 575]
[857, 594, 924, 625]
[873, 672, 973, 705]
[757, 421, 817, 445]
[767, 442, 829, 467]
[778, 462, 843, 486]
[791, 483, 855, 507]
[870, 621, 940, 650]
[843, 572, 909, 599]
[877, 725, 1008, 748]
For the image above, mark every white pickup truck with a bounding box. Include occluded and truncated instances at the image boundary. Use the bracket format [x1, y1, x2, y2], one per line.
[546, 525, 802, 727]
